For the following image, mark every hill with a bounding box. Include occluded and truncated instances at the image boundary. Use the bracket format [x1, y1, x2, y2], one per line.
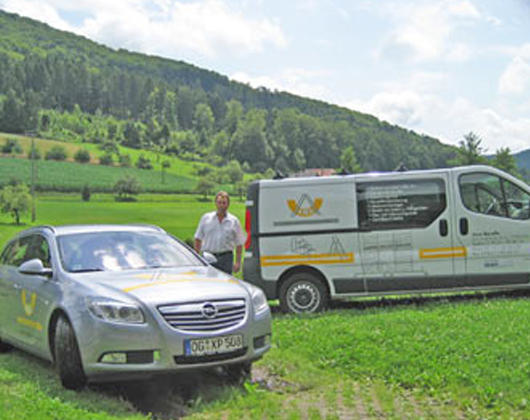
[0, 9, 456, 176]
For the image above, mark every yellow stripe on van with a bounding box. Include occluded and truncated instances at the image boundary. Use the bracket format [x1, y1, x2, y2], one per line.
[419, 247, 467, 259]
[261, 252, 354, 267]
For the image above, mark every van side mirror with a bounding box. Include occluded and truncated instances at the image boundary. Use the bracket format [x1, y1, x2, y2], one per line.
[18, 258, 53, 277]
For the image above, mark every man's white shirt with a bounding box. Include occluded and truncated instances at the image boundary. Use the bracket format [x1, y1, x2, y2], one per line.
[194, 211, 246, 253]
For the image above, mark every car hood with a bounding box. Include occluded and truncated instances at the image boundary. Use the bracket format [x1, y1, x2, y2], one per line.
[89, 266, 249, 305]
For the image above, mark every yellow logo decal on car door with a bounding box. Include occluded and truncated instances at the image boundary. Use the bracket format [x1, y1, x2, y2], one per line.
[21, 289, 37, 316]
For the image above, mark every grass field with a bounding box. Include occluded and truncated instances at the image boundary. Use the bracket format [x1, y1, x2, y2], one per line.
[1, 194, 530, 419]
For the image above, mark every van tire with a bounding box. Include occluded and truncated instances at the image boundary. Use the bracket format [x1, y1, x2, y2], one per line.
[54, 315, 87, 390]
[279, 272, 328, 313]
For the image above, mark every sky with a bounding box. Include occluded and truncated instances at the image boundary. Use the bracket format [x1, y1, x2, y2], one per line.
[1, 0, 530, 153]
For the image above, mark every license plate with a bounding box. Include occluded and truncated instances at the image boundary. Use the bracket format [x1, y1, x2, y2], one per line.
[184, 334, 243, 356]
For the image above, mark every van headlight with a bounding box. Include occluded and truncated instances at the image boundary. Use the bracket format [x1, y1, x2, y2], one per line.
[88, 299, 145, 324]
[251, 286, 269, 315]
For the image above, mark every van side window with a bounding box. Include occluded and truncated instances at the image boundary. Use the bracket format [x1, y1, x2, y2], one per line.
[357, 179, 446, 230]
[459, 172, 530, 220]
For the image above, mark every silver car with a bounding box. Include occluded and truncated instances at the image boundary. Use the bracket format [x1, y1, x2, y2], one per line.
[0, 224, 272, 390]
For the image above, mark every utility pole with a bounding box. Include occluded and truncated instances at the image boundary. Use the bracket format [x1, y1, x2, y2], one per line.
[30, 139, 36, 222]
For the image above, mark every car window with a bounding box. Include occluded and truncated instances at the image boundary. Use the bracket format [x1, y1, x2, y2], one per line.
[2, 236, 32, 267]
[57, 231, 203, 273]
[25, 235, 52, 268]
[0, 241, 17, 265]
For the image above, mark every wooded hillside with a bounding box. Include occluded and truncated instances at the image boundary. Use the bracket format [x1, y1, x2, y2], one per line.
[0, 10, 456, 174]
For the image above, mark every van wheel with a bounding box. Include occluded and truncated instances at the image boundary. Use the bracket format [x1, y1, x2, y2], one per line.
[279, 272, 328, 314]
[54, 315, 87, 390]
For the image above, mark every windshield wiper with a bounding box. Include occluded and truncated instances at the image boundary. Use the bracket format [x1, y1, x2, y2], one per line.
[69, 268, 105, 273]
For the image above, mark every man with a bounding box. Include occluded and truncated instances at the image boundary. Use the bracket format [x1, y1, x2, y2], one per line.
[194, 191, 246, 274]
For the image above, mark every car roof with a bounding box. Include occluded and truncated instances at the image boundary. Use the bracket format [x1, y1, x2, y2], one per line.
[17, 224, 165, 237]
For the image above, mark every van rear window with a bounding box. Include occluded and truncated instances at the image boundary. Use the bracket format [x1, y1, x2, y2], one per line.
[357, 179, 446, 230]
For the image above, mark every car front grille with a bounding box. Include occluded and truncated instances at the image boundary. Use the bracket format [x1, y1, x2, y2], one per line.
[158, 299, 246, 332]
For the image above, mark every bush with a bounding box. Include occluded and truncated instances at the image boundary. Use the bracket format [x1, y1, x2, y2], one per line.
[81, 184, 91, 201]
[1, 138, 23, 154]
[45, 145, 67, 161]
[136, 154, 153, 170]
[118, 153, 131, 167]
[74, 149, 91, 163]
[27, 145, 42, 160]
[99, 153, 114, 166]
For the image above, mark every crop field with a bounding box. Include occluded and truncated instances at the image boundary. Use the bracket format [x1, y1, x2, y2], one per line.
[0, 132, 210, 179]
[0, 156, 197, 193]
[1, 195, 530, 419]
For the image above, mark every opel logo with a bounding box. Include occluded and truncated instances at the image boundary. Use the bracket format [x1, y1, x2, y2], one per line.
[201, 302, 217, 319]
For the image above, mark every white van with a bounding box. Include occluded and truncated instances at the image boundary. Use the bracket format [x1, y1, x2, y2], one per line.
[242, 165, 530, 313]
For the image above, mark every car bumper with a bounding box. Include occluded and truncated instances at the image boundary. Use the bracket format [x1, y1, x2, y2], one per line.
[75, 308, 272, 381]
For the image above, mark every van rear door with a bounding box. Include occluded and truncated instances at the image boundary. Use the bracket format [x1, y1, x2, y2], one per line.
[356, 172, 459, 292]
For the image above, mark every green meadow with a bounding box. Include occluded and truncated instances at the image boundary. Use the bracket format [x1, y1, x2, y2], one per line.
[1, 194, 530, 419]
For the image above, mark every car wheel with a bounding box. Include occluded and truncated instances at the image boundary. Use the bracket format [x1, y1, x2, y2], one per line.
[279, 272, 328, 314]
[0, 338, 13, 353]
[224, 362, 252, 385]
[54, 315, 87, 390]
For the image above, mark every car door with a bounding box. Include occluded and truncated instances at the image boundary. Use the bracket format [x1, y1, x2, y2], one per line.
[3, 234, 55, 351]
[454, 169, 530, 286]
[357, 173, 459, 292]
[0, 240, 19, 338]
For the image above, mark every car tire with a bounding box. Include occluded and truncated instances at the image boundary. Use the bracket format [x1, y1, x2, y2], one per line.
[54, 315, 87, 390]
[224, 362, 252, 385]
[279, 272, 328, 314]
[0, 338, 13, 353]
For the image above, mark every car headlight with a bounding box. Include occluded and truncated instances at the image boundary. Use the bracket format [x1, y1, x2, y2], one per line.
[251, 286, 269, 315]
[87, 299, 145, 324]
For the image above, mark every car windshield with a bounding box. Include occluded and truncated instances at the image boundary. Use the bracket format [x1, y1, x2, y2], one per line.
[57, 231, 203, 273]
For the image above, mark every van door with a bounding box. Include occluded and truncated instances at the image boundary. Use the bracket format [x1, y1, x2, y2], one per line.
[357, 173, 460, 292]
[454, 169, 530, 286]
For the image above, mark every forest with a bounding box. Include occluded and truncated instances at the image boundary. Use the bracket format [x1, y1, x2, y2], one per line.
[0, 9, 461, 176]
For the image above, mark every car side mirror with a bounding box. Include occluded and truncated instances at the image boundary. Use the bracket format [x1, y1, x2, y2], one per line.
[202, 252, 218, 265]
[18, 258, 53, 277]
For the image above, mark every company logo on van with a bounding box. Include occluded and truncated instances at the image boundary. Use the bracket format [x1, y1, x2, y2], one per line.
[287, 194, 323, 217]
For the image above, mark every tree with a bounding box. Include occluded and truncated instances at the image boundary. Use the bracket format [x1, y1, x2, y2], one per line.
[340, 146, 362, 173]
[74, 149, 91, 163]
[114, 175, 141, 201]
[161, 160, 171, 184]
[195, 176, 216, 200]
[492, 147, 520, 177]
[0, 183, 31, 225]
[136, 154, 153, 170]
[225, 160, 244, 183]
[45, 145, 67, 161]
[81, 184, 91, 202]
[450, 132, 487, 166]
